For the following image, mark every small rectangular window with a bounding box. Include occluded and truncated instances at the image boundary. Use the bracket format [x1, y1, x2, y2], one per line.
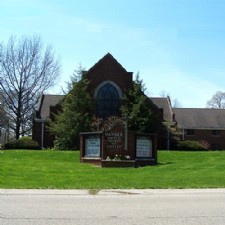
[211, 143, 221, 150]
[212, 130, 220, 136]
[186, 129, 194, 136]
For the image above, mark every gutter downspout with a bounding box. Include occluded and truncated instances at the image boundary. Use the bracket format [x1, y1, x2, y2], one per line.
[125, 115, 128, 151]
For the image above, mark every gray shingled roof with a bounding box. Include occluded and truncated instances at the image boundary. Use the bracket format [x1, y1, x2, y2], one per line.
[174, 108, 225, 129]
[37, 94, 64, 120]
[150, 97, 174, 122]
[36, 95, 225, 130]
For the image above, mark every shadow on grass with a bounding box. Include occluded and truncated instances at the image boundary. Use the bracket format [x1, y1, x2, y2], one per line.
[157, 161, 175, 166]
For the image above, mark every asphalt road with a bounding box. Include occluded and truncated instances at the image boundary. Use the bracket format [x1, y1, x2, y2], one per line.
[0, 189, 225, 225]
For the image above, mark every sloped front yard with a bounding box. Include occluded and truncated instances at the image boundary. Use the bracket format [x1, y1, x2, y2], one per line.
[0, 150, 225, 189]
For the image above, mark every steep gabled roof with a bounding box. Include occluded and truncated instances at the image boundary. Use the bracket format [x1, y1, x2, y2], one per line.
[86, 53, 129, 74]
[37, 94, 65, 120]
[174, 108, 225, 129]
[150, 97, 174, 122]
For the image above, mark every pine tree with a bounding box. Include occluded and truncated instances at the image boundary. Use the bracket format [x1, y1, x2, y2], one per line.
[120, 74, 160, 133]
[50, 77, 94, 150]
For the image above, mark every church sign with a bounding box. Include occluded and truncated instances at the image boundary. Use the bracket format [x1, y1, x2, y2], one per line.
[80, 129, 157, 167]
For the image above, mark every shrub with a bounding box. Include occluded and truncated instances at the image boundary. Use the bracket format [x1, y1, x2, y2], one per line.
[176, 140, 207, 151]
[3, 137, 40, 150]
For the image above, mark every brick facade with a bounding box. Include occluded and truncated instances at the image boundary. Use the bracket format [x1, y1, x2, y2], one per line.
[173, 108, 225, 150]
[85, 53, 133, 95]
[181, 129, 225, 150]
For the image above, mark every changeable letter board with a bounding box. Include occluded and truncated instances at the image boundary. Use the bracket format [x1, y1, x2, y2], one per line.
[136, 136, 152, 158]
[85, 135, 100, 157]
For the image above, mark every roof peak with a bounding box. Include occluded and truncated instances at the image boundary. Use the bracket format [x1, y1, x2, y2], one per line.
[87, 53, 129, 73]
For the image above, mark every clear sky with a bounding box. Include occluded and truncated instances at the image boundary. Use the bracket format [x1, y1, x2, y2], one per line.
[1, 0, 225, 108]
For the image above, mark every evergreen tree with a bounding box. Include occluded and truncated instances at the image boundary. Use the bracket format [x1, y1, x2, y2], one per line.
[64, 63, 84, 93]
[50, 77, 94, 150]
[120, 74, 161, 133]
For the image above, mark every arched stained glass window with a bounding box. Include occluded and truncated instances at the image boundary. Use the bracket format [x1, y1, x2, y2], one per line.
[96, 83, 120, 119]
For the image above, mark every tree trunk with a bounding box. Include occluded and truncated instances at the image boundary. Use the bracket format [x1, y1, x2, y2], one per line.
[16, 118, 20, 139]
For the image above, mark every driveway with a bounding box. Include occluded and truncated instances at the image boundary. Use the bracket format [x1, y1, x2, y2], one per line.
[1, 189, 225, 225]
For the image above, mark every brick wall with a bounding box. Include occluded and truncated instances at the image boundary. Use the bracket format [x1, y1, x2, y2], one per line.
[32, 120, 54, 149]
[85, 54, 133, 96]
[183, 129, 225, 150]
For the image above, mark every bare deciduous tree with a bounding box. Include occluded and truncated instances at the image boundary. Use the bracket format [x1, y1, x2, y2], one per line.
[172, 98, 182, 108]
[159, 91, 182, 108]
[159, 90, 170, 97]
[206, 91, 225, 109]
[0, 35, 61, 139]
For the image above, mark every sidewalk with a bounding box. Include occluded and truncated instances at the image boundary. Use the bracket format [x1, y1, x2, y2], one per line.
[1, 188, 225, 195]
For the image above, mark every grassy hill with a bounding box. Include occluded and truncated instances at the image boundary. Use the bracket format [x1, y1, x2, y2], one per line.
[0, 150, 225, 189]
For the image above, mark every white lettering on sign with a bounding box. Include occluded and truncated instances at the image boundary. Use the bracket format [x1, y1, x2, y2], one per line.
[136, 136, 152, 158]
[85, 135, 100, 157]
[104, 132, 123, 150]
[105, 132, 123, 137]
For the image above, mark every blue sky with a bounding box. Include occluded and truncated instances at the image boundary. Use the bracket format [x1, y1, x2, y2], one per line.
[1, 0, 225, 107]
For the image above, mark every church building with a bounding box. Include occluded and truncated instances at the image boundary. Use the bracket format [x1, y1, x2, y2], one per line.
[33, 53, 165, 150]
[33, 53, 225, 152]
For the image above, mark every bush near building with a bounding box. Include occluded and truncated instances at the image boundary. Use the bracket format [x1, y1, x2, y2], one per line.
[3, 137, 40, 150]
[176, 140, 207, 151]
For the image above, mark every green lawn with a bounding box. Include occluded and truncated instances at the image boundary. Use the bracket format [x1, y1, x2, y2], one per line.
[0, 150, 225, 189]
